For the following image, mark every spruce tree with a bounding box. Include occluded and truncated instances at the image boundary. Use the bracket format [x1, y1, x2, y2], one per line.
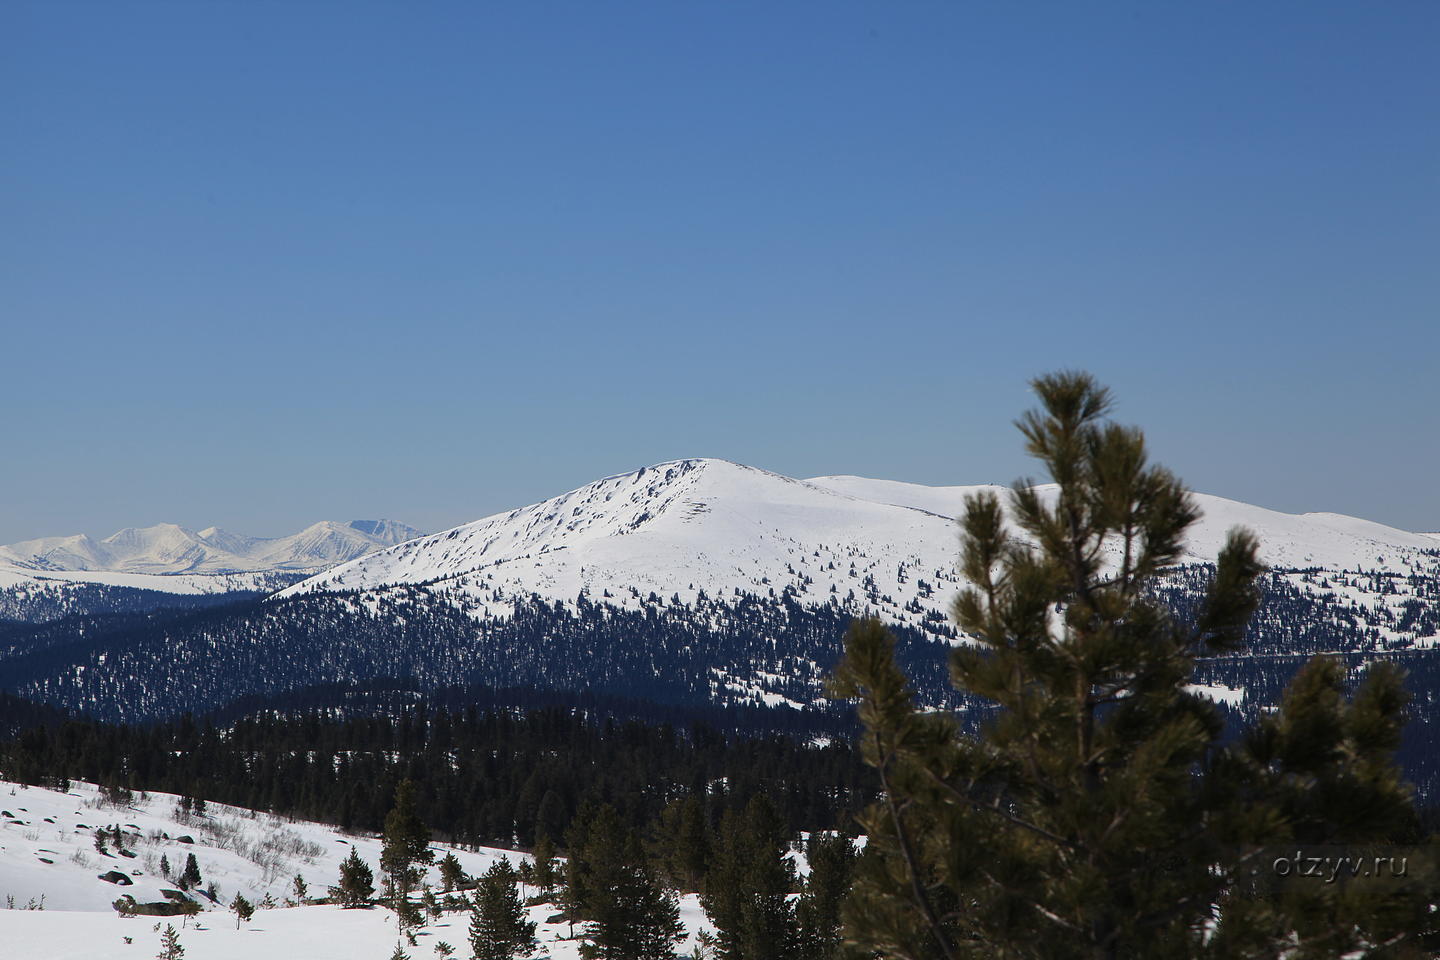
[332, 846, 375, 907]
[439, 851, 468, 893]
[569, 804, 627, 925]
[701, 794, 797, 960]
[531, 834, 559, 898]
[582, 832, 685, 960]
[832, 371, 1434, 959]
[469, 859, 537, 960]
[656, 795, 711, 892]
[180, 853, 202, 889]
[382, 779, 434, 928]
[795, 833, 856, 960]
[563, 802, 600, 936]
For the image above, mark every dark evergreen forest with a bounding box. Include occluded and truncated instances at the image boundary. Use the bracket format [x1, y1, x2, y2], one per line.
[0, 698, 874, 856]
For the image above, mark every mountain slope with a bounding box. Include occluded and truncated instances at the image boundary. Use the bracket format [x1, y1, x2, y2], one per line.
[283, 459, 1439, 649]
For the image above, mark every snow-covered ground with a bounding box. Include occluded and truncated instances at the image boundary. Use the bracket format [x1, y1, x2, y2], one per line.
[0, 778, 712, 959]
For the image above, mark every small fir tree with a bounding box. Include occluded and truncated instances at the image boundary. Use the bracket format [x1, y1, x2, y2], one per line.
[231, 892, 254, 929]
[469, 859, 537, 960]
[180, 853, 202, 889]
[331, 846, 375, 907]
[155, 923, 184, 960]
[439, 851, 468, 893]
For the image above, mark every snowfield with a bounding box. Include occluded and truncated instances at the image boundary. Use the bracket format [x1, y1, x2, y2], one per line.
[0, 778, 712, 959]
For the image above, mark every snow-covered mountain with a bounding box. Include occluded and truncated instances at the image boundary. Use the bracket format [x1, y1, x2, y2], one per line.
[3, 459, 1434, 726]
[0, 520, 423, 577]
[282, 458, 1439, 649]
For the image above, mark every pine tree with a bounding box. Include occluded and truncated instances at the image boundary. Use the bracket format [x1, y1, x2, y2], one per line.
[581, 830, 685, 960]
[656, 795, 711, 892]
[160, 853, 171, 878]
[382, 779, 434, 928]
[832, 371, 1435, 959]
[155, 923, 184, 960]
[180, 853, 202, 889]
[231, 892, 254, 929]
[331, 846, 375, 908]
[563, 802, 599, 936]
[292, 872, 309, 902]
[795, 833, 856, 960]
[469, 859, 537, 960]
[439, 851, 468, 893]
[701, 794, 797, 960]
[530, 834, 560, 898]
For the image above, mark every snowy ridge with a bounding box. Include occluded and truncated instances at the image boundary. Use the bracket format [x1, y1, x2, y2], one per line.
[281, 459, 1439, 651]
[806, 476, 1440, 569]
[0, 520, 423, 577]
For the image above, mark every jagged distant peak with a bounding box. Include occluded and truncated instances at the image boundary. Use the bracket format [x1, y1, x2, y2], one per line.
[0, 519, 423, 576]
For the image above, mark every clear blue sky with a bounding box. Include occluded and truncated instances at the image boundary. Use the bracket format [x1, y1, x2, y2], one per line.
[3, 1, 1436, 543]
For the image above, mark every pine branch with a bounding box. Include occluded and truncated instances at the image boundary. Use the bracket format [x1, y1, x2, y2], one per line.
[875, 733, 959, 960]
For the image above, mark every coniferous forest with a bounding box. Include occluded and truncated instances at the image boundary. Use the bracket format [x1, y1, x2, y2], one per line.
[0, 701, 873, 853]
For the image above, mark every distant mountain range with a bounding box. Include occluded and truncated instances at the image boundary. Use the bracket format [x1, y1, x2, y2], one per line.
[0, 519, 422, 576]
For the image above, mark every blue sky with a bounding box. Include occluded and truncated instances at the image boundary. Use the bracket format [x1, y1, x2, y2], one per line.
[3, 1, 1436, 542]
